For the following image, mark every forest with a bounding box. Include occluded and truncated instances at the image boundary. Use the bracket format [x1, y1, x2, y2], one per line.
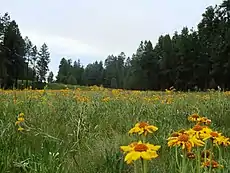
[1, 0, 230, 91]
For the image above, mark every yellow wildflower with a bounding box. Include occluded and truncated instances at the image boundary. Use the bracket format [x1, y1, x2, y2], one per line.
[188, 114, 211, 125]
[120, 141, 161, 164]
[15, 113, 25, 125]
[128, 122, 158, 136]
[213, 135, 230, 146]
[18, 127, 24, 131]
[18, 113, 24, 117]
[186, 124, 212, 140]
[167, 133, 204, 152]
[197, 117, 211, 125]
[102, 97, 110, 102]
[188, 113, 200, 122]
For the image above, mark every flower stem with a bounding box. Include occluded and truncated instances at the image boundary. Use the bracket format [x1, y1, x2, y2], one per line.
[142, 135, 146, 143]
[142, 159, 148, 173]
[217, 146, 222, 173]
[208, 143, 213, 173]
[196, 148, 201, 173]
[175, 147, 180, 170]
[134, 161, 138, 173]
[181, 150, 187, 173]
[204, 141, 208, 173]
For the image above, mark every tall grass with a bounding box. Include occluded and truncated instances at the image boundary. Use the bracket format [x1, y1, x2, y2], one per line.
[0, 88, 229, 173]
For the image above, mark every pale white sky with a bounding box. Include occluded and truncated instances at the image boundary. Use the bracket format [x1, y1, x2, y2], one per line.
[0, 0, 223, 76]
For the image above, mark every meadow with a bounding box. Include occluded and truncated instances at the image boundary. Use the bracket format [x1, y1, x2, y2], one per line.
[0, 86, 230, 173]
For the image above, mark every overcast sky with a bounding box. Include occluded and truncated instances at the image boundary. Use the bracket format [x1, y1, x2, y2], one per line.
[1, 0, 222, 76]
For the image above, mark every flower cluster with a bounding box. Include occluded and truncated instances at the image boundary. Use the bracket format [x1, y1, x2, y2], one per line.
[120, 122, 160, 173]
[15, 112, 25, 131]
[167, 113, 229, 171]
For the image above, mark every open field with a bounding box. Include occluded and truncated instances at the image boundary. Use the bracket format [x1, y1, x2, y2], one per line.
[0, 87, 230, 173]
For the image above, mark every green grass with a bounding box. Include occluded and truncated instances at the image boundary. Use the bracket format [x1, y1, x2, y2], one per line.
[17, 80, 88, 90]
[0, 89, 229, 173]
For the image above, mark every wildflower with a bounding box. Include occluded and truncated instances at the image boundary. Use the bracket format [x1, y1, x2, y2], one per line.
[188, 114, 211, 125]
[15, 117, 24, 125]
[197, 117, 211, 125]
[120, 142, 138, 153]
[15, 112, 26, 132]
[213, 135, 230, 146]
[120, 141, 161, 164]
[170, 129, 186, 137]
[199, 130, 230, 146]
[201, 150, 213, 160]
[15, 113, 25, 125]
[167, 133, 204, 152]
[186, 125, 212, 140]
[187, 152, 196, 159]
[18, 127, 24, 131]
[128, 122, 158, 136]
[18, 112, 24, 117]
[188, 113, 200, 122]
[201, 160, 223, 169]
[201, 131, 221, 141]
[165, 86, 175, 94]
[102, 97, 110, 102]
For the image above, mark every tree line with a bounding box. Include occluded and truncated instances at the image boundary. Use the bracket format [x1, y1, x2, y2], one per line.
[1, 0, 230, 91]
[57, 1, 230, 91]
[0, 13, 51, 89]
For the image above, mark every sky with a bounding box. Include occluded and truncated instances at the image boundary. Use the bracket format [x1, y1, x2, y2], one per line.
[0, 0, 223, 76]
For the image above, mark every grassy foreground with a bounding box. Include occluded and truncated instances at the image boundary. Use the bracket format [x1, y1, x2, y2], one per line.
[0, 86, 230, 173]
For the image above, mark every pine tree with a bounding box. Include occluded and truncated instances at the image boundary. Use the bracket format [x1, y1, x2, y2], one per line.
[36, 43, 50, 82]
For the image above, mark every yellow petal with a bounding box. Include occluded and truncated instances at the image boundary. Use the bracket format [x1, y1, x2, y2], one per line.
[167, 139, 178, 146]
[135, 123, 140, 127]
[146, 144, 161, 151]
[18, 117, 24, 121]
[120, 146, 132, 152]
[141, 151, 152, 160]
[146, 128, 153, 133]
[148, 125, 158, 131]
[124, 151, 140, 164]
[131, 151, 141, 161]
[18, 127, 24, 131]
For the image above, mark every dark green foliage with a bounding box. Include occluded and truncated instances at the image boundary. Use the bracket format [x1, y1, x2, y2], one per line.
[0, 13, 50, 89]
[56, 58, 84, 85]
[82, 61, 104, 86]
[47, 71, 54, 83]
[37, 43, 50, 82]
[67, 75, 77, 85]
[33, 81, 47, 89]
[110, 77, 117, 89]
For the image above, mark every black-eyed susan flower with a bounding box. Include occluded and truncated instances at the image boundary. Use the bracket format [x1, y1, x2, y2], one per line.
[120, 141, 161, 164]
[128, 122, 158, 136]
[167, 133, 204, 152]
